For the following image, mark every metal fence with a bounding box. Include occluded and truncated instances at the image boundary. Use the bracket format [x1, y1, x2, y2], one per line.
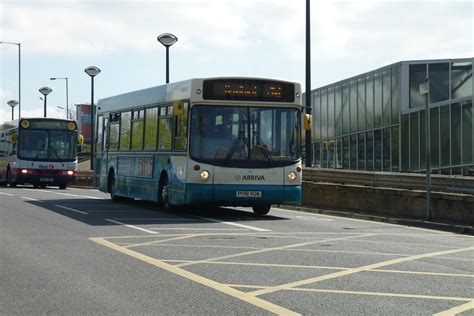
[303, 168, 474, 195]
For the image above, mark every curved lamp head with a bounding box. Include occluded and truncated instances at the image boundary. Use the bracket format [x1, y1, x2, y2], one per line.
[7, 100, 19, 108]
[39, 87, 52, 96]
[84, 66, 101, 77]
[157, 33, 178, 47]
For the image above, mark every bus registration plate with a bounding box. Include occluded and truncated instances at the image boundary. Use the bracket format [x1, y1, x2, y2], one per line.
[236, 191, 262, 198]
[40, 178, 54, 182]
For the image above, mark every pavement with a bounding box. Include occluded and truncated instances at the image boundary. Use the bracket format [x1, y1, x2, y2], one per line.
[282, 205, 474, 236]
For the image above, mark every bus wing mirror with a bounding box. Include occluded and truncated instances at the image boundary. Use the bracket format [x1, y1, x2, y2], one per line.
[78, 134, 84, 145]
[304, 114, 312, 131]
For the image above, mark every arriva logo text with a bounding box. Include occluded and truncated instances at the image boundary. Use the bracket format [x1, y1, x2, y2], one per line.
[242, 175, 265, 181]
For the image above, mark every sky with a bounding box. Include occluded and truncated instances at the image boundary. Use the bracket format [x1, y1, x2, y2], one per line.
[0, 0, 472, 122]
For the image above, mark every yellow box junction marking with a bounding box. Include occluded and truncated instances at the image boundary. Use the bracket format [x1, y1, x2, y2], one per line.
[90, 237, 300, 316]
[249, 245, 474, 297]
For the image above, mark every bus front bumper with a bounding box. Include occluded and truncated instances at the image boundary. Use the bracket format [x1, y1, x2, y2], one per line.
[184, 183, 301, 206]
[15, 170, 76, 186]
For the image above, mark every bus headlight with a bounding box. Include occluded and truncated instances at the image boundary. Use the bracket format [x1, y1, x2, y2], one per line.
[200, 170, 210, 181]
[67, 170, 74, 176]
[287, 171, 297, 181]
[21, 169, 28, 174]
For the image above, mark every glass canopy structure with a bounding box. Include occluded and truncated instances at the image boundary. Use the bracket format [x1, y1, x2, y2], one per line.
[306, 58, 473, 176]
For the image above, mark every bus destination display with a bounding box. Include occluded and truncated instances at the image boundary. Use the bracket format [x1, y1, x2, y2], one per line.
[20, 120, 73, 130]
[203, 79, 295, 102]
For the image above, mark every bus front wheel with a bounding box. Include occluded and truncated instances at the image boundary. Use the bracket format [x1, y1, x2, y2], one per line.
[6, 169, 16, 188]
[252, 204, 271, 216]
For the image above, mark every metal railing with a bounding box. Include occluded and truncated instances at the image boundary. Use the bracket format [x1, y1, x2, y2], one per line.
[303, 168, 474, 195]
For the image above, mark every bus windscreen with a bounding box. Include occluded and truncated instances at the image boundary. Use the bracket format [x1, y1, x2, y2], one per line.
[203, 79, 295, 102]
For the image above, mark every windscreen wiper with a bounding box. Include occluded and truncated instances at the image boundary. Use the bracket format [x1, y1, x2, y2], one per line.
[224, 131, 246, 162]
[253, 132, 273, 165]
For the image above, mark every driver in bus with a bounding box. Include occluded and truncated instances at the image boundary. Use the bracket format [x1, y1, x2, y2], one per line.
[214, 113, 232, 139]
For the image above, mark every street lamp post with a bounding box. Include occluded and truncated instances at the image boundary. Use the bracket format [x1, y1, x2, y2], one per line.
[0, 41, 21, 117]
[50, 77, 69, 119]
[157, 33, 178, 84]
[7, 100, 18, 120]
[84, 66, 101, 171]
[39, 87, 52, 117]
[305, 0, 312, 167]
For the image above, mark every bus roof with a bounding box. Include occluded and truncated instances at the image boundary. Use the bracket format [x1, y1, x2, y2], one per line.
[0, 118, 76, 132]
[97, 77, 301, 114]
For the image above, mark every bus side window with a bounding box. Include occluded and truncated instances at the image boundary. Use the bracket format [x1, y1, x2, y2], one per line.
[174, 101, 188, 151]
[119, 111, 131, 151]
[109, 113, 120, 151]
[158, 106, 172, 150]
[103, 118, 109, 151]
[97, 115, 103, 153]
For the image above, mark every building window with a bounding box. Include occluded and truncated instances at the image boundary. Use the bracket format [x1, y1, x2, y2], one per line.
[313, 142, 321, 167]
[374, 129, 382, 170]
[383, 128, 391, 171]
[451, 102, 462, 166]
[400, 114, 409, 171]
[366, 74, 374, 130]
[342, 82, 350, 135]
[366, 131, 374, 171]
[350, 134, 357, 170]
[409, 64, 426, 108]
[430, 107, 440, 169]
[335, 85, 343, 136]
[382, 69, 391, 126]
[440, 105, 450, 167]
[374, 71, 383, 127]
[343, 136, 349, 169]
[462, 100, 473, 165]
[358, 133, 365, 170]
[328, 87, 335, 138]
[313, 91, 321, 141]
[357, 76, 366, 131]
[429, 63, 450, 104]
[452, 61, 472, 99]
[350, 79, 358, 133]
[391, 66, 401, 124]
[321, 89, 328, 140]
[410, 112, 419, 170]
[391, 126, 399, 172]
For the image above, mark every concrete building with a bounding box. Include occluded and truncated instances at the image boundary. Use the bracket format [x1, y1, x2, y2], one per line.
[306, 58, 473, 176]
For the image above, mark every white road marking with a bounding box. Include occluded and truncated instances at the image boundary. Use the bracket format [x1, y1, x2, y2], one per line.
[296, 215, 334, 222]
[25, 189, 102, 200]
[55, 205, 88, 215]
[0, 192, 13, 196]
[114, 218, 198, 221]
[193, 216, 271, 232]
[105, 219, 159, 234]
[21, 196, 43, 202]
[148, 228, 246, 231]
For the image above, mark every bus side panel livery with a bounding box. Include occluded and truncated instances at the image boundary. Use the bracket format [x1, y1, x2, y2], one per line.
[96, 77, 302, 216]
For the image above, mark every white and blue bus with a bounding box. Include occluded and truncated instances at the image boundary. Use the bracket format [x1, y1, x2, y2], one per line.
[95, 77, 303, 215]
[0, 118, 79, 189]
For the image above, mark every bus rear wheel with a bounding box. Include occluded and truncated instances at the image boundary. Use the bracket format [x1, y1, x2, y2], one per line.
[158, 175, 172, 210]
[109, 173, 120, 202]
[252, 204, 271, 216]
